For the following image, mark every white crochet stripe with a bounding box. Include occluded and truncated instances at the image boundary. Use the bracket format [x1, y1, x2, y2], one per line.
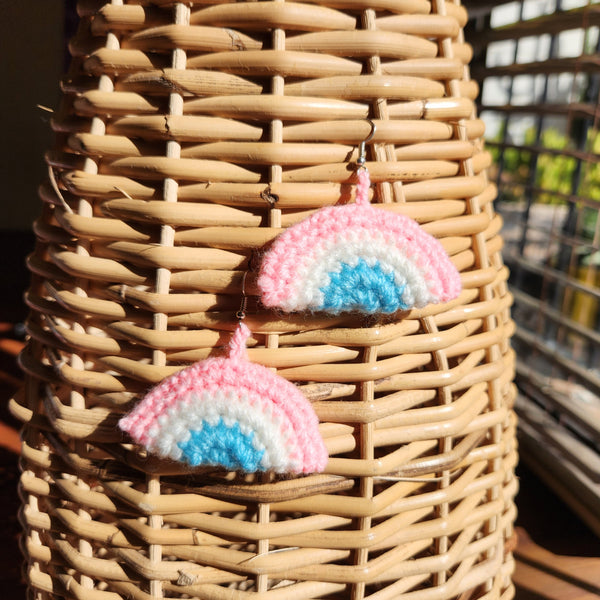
[282, 229, 441, 312]
[144, 388, 303, 473]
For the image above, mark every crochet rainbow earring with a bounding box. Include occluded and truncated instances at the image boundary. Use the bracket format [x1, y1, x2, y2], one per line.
[119, 309, 328, 474]
[258, 122, 462, 314]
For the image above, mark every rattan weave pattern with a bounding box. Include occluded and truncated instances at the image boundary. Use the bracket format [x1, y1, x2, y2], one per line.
[13, 1, 517, 598]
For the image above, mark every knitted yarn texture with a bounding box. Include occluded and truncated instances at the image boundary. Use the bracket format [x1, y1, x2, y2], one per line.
[258, 168, 462, 314]
[119, 323, 328, 474]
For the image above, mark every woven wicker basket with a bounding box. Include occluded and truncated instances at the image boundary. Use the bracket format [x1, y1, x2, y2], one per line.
[13, 1, 517, 598]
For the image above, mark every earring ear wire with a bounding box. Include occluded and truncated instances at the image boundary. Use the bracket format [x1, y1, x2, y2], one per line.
[236, 270, 249, 321]
[357, 119, 376, 169]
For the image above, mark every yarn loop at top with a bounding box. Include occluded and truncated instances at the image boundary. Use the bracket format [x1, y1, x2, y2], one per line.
[355, 167, 371, 206]
[228, 322, 251, 361]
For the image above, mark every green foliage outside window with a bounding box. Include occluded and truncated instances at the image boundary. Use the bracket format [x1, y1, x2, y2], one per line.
[488, 126, 600, 241]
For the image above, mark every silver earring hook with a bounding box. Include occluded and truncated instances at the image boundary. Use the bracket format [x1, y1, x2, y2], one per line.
[357, 119, 376, 168]
[236, 270, 248, 321]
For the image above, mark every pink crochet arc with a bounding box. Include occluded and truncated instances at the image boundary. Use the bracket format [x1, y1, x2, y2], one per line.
[119, 323, 328, 474]
[258, 168, 462, 314]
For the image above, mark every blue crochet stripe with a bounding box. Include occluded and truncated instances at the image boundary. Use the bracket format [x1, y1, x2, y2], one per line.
[318, 258, 409, 314]
[178, 419, 266, 471]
